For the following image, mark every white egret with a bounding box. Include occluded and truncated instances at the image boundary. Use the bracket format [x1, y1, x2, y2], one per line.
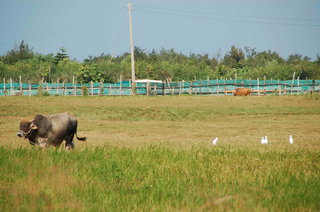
[289, 135, 294, 144]
[212, 137, 218, 145]
[264, 136, 268, 144]
[261, 136, 265, 144]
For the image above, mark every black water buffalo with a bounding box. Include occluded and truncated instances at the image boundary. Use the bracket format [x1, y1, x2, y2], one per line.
[17, 113, 86, 149]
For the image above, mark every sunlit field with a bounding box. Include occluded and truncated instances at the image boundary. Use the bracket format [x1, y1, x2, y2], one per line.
[0, 95, 319, 211]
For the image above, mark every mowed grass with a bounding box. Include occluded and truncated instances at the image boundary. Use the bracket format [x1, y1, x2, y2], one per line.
[0, 95, 319, 211]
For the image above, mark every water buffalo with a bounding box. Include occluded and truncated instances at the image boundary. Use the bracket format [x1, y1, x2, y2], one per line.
[233, 88, 251, 96]
[17, 113, 86, 149]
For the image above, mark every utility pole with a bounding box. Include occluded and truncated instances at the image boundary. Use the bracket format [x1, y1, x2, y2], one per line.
[128, 2, 136, 93]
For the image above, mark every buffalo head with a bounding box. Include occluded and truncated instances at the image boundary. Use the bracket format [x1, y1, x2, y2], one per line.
[17, 119, 37, 138]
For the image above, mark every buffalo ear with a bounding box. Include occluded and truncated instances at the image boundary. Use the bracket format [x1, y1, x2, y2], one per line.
[20, 118, 28, 122]
[30, 123, 37, 129]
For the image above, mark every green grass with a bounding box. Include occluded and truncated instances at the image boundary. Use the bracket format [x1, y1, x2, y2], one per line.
[0, 146, 319, 211]
[0, 95, 319, 211]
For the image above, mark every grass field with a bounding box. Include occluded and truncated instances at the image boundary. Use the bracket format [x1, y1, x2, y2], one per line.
[0, 95, 319, 211]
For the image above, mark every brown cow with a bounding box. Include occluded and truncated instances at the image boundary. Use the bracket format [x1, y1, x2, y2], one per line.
[233, 88, 251, 96]
[17, 113, 86, 149]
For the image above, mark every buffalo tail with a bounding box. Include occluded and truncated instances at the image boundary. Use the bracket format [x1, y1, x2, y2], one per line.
[76, 132, 87, 141]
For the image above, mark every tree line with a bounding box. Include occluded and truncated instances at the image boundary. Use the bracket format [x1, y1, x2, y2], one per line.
[0, 41, 319, 83]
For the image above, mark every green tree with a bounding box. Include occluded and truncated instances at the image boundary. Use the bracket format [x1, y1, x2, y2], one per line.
[244, 46, 257, 58]
[2, 40, 34, 64]
[246, 50, 284, 68]
[1, 43, 319, 83]
[222, 46, 245, 69]
[53, 47, 69, 65]
[0, 61, 8, 79]
[76, 62, 105, 83]
[53, 59, 82, 82]
[5, 58, 50, 82]
[287, 54, 303, 63]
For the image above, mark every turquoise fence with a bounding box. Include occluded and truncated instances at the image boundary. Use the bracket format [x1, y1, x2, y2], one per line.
[0, 80, 319, 96]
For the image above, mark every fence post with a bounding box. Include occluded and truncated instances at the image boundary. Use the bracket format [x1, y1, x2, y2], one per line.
[284, 82, 287, 95]
[29, 82, 31, 96]
[182, 81, 184, 95]
[72, 76, 75, 96]
[216, 79, 219, 95]
[3, 78, 6, 96]
[56, 78, 59, 95]
[167, 80, 172, 95]
[257, 78, 260, 96]
[162, 82, 166, 96]
[38, 80, 42, 96]
[223, 78, 227, 96]
[98, 81, 102, 96]
[90, 81, 93, 96]
[172, 85, 175, 95]
[63, 82, 66, 96]
[146, 81, 150, 96]
[207, 76, 209, 94]
[297, 76, 300, 95]
[46, 82, 49, 93]
[19, 75, 22, 96]
[74, 80, 77, 96]
[263, 76, 266, 95]
[154, 84, 157, 96]
[10, 78, 13, 96]
[223, 79, 225, 95]
[291, 72, 296, 95]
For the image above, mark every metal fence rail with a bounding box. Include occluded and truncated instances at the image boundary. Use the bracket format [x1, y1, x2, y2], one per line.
[0, 80, 319, 96]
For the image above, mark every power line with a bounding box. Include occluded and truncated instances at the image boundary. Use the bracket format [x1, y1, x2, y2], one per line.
[0, 6, 125, 47]
[135, 5, 320, 28]
[136, 5, 320, 23]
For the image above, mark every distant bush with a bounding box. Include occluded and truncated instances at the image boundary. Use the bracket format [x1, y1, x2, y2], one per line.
[305, 93, 320, 100]
[37, 85, 43, 96]
[42, 91, 50, 96]
[1, 41, 320, 83]
[82, 85, 88, 96]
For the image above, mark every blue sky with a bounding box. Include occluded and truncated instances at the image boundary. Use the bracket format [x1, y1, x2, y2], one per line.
[0, 0, 319, 61]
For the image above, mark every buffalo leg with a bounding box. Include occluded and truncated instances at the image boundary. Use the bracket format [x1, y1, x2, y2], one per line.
[65, 134, 75, 150]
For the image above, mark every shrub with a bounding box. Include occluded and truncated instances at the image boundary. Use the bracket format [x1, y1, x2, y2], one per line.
[82, 85, 88, 96]
[37, 85, 43, 96]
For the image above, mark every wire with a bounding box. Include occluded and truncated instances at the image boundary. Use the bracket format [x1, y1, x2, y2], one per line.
[0, 6, 125, 47]
[136, 5, 320, 23]
[135, 5, 320, 28]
